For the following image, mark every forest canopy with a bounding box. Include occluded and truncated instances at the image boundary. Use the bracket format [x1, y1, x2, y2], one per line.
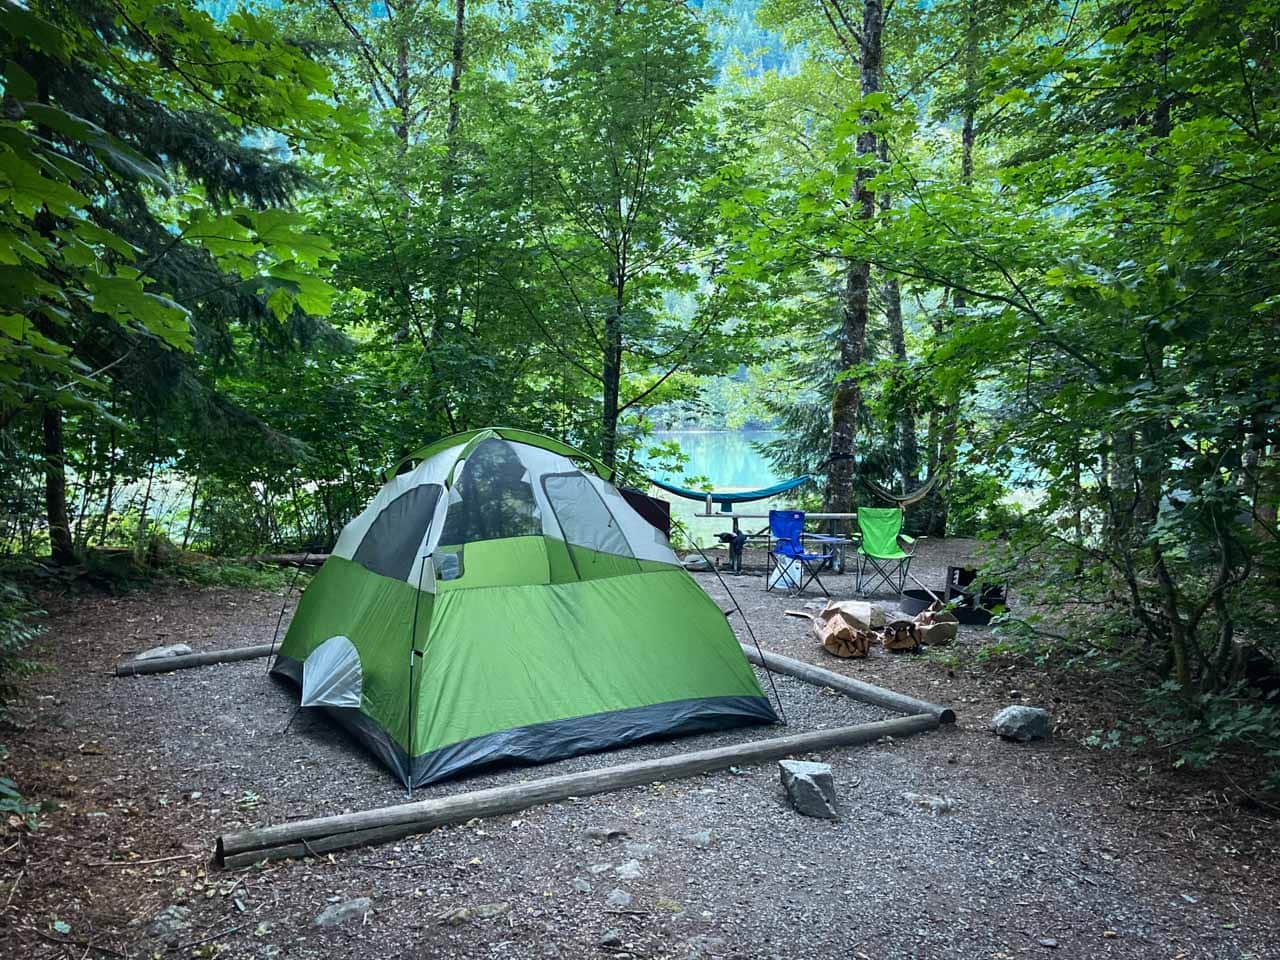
[1, 0, 1278, 783]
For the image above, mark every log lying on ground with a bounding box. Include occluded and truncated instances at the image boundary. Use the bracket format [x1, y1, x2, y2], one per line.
[215, 713, 938, 869]
[741, 643, 956, 724]
[243, 552, 328, 567]
[115, 643, 276, 677]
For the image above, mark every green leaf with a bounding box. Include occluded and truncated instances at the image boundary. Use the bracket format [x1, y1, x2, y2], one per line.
[3, 60, 36, 101]
[22, 104, 168, 190]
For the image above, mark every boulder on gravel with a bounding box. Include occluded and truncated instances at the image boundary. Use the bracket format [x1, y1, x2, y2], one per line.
[778, 759, 839, 819]
[992, 705, 1052, 742]
[134, 643, 193, 661]
[314, 897, 372, 926]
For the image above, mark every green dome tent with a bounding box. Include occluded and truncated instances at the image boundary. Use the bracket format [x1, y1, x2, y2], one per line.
[272, 428, 779, 786]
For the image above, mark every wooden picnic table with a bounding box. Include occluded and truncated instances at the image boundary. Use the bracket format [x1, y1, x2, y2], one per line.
[693, 509, 858, 573]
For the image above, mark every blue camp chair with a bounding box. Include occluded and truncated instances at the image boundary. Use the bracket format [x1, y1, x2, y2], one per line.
[766, 510, 833, 597]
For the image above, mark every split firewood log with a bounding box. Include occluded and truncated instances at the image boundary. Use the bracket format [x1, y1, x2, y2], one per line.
[882, 618, 921, 653]
[916, 601, 959, 627]
[913, 602, 958, 646]
[917, 621, 958, 646]
[821, 626, 874, 659]
[812, 603, 875, 659]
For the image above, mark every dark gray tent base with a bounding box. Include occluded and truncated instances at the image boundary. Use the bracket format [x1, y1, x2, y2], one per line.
[216, 712, 940, 869]
[271, 655, 779, 787]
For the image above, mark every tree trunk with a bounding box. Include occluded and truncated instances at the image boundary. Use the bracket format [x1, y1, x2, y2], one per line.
[925, 3, 979, 537]
[42, 404, 76, 565]
[136, 446, 157, 559]
[878, 143, 916, 487]
[73, 416, 97, 549]
[601, 272, 624, 473]
[434, 0, 467, 333]
[182, 473, 200, 550]
[99, 421, 117, 545]
[825, 0, 883, 513]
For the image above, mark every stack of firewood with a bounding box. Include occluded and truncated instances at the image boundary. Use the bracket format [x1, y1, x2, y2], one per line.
[810, 600, 884, 659]
[809, 598, 960, 658]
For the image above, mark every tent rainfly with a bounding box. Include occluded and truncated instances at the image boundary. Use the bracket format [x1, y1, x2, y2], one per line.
[272, 427, 779, 786]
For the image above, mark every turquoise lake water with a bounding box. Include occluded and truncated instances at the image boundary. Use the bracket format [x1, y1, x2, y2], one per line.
[641, 430, 781, 489]
[638, 430, 798, 548]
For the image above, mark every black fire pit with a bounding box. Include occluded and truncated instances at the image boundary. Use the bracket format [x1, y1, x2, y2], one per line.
[899, 566, 1007, 626]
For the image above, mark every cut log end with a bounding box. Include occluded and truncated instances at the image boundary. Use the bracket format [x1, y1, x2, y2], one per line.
[821, 629, 872, 659]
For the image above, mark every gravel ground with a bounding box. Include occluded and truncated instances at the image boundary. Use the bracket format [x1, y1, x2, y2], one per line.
[3, 541, 1278, 960]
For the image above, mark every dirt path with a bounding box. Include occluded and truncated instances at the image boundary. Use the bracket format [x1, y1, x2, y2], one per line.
[3, 543, 1278, 959]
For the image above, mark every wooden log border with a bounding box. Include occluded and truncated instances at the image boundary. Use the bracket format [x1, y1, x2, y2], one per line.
[740, 644, 956, 724]
[113, 641, 956, 726]
[114, 643, 278, 677]
[215, 713, 939, 869]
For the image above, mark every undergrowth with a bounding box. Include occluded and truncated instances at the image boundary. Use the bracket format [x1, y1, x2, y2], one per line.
[982, 614, 1280, 794]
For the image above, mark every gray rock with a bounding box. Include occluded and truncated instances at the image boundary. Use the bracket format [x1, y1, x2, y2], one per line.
[314, 897, 372, 926]
[623, 841, 655, 860]
[572, 877, 592, 894]
[145, 905, 193, 940]
[586, 824, 629, 841]
[542, 945, 562, 958]
[589, 862, 613, 875]
[601, 929, 623, 947]
[135, 643, 194, 661]
[685, 830, 713, 849]
[992, 705, 1052, 742]
[778, 759, 839, 819]
[607, 888, 633, 909]
[614, 858, 643, 880]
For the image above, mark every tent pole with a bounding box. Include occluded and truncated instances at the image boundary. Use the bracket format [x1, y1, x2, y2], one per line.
[265, 548, 311, 673]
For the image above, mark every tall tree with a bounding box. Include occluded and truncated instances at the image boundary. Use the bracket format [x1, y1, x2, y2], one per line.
[1, 0, 345, 563]
[824, 0, 884, 512]
[516, 0, 727, 470]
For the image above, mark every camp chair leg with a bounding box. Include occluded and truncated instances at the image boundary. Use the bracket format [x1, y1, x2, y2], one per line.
[860, 554, 903, 597]
[795, 560, 829, 598]
[766, 551, 795, 594]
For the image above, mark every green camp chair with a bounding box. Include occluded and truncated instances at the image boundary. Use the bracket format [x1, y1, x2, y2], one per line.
[854, 507, 918, 597]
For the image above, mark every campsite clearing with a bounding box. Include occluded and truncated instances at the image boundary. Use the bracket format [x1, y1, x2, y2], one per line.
[2, 543, 1279, 959]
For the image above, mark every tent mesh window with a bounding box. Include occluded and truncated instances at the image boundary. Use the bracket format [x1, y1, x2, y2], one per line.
[351, 483, 442, 581]
[435, 440, 542, 579]
[542, 471, 638, 574]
